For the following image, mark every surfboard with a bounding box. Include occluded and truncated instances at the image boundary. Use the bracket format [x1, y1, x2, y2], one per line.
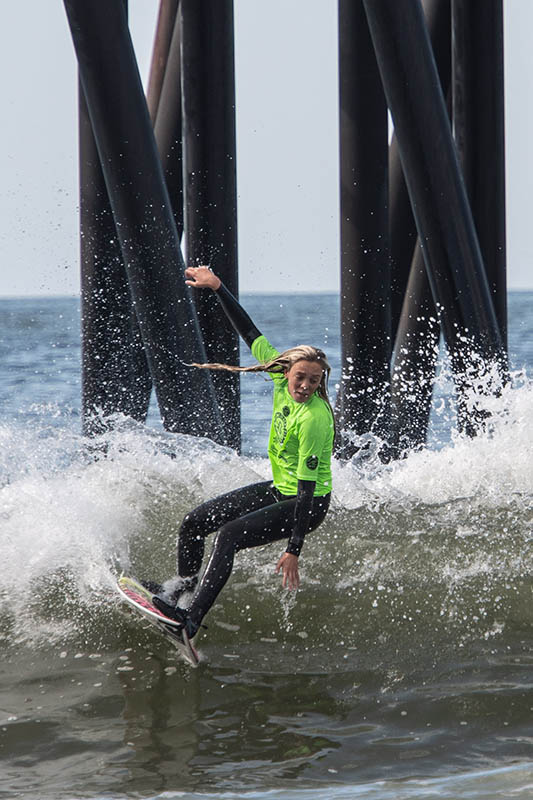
[117, 575, 199, 667]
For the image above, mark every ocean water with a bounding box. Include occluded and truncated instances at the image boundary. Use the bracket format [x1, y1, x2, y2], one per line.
[0, 292, 532, 800]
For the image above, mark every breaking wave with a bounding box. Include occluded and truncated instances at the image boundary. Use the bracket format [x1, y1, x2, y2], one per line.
[0, 365, 531, 679]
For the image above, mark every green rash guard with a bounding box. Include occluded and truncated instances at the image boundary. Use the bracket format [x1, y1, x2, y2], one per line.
[251, 335, 334, 497]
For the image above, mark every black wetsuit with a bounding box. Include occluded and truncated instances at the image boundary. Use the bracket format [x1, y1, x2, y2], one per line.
[163, 284, 331, 634]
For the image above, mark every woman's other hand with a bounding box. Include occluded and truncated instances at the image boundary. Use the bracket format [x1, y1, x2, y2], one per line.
[185, 265, 221, 290]
[276, 553, 300, 590]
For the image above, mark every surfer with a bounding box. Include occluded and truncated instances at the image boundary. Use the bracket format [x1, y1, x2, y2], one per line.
[149, 266, 334, 639]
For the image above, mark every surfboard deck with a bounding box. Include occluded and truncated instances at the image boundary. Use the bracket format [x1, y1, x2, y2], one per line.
[117, 575, 199, 667]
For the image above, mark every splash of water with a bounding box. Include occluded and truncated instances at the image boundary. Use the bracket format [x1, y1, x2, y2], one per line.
[0, 367, 531, 663]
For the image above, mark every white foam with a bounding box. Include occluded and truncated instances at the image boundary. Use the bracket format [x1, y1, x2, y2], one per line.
[0, 370, 531, 646]
[0, 416, 269, 636]
[334, 367, 533, 511]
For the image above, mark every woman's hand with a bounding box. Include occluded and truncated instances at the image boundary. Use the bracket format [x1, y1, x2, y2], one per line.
[185, 265, 221, 291]
[275, 553, 300, 590]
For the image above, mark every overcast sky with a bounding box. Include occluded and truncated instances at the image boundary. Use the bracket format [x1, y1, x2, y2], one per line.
[0, 1, 531, 296]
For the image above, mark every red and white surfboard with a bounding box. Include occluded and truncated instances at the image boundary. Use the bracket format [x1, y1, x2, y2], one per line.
[117, 575, 199, 667]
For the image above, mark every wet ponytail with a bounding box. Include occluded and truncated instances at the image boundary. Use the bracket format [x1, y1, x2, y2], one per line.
[190, 344, 336, 433]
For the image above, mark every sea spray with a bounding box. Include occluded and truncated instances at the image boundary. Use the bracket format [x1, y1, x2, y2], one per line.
[0, 368, 532, 669]
[1, 294, 533, 796]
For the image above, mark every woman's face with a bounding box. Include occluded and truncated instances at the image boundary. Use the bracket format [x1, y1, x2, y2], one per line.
[285, 359, 323, 403]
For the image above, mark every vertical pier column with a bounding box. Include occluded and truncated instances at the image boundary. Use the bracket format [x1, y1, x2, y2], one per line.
[336, 0, 391, 458]
[64, 0, 223, 439]
[180, 0, 240, 450]
[79, 0, 152, 435]
[452, 0, 507, 347]
[79, 86, 152, 435]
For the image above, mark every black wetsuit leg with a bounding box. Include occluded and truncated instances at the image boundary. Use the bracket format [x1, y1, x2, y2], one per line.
[184, 489, 330, 629]
[177, 480, 277, 578]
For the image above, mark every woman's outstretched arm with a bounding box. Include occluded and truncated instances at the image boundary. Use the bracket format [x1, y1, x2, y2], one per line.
[185, 266, 261, 348]
[275, 479, 316, 590]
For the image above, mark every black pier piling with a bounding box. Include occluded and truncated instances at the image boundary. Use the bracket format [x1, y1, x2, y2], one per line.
[78, 0, 152, 435]
[64, 0, 224, 439]
[363, 0, 506, 438]
[79, 84, 152, 435]
[66, 0, 509, 454]
[389, 0, 450, 451]
[146, 0, 180, 123]
[153, 9, 185, 242]
[452, 0, 507, 347]
[180, 0, 240, 450]
[336, 0, 391, 458]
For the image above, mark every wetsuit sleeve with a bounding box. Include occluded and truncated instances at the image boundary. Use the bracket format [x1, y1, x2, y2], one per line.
[285, 479, 315, 557]
[214, 282, 261, 348]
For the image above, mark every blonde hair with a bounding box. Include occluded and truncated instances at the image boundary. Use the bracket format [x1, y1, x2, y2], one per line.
[191, 344, 335, 429]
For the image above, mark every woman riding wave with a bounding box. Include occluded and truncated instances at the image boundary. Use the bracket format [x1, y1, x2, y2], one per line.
[148, 266, 334, 642]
